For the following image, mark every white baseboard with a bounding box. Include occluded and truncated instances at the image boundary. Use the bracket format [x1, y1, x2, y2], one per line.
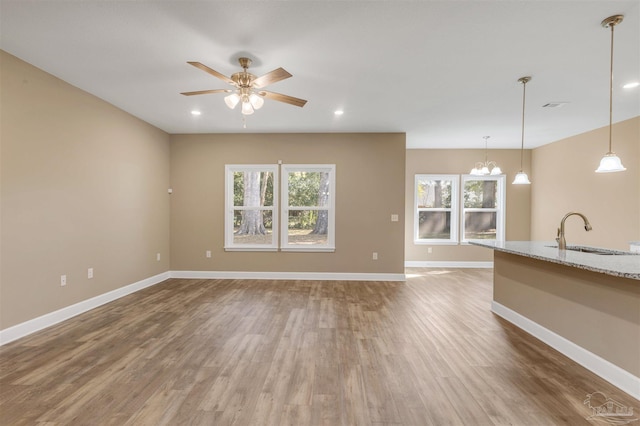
[0, 270, 403, 346]
[405, 261, 493, 268]
[0, 271, 170, 346]
[170, 270, 406, 281]
[491, 301, 640, 400]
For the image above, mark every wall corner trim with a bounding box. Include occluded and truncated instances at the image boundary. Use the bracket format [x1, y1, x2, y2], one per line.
[170, 270, 406, 281]
[404, 261, 493, 268]
[0, 271, 171, 346]
[491, 301, 640, 400]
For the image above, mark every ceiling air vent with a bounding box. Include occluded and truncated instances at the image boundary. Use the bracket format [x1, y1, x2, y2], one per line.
[542, 102, 569, 108]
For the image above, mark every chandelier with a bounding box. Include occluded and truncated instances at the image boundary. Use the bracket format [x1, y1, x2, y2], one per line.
[470, 136, 502, 176]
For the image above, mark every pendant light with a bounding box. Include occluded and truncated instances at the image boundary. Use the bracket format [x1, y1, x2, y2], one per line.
[513, 76, 531, 185]
[470, 136, 502, 175]
[595, 15, 626, 173]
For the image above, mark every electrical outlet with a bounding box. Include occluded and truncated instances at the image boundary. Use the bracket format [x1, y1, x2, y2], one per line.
[206, 250, 212, 258]
[88, 268, 93, 279]
[156, 253, 161, 261]
[427, 247, 433, 254]
[60, 275, 67, 286]
[391, 214, 399, 222]
[372, 252, 378, 260]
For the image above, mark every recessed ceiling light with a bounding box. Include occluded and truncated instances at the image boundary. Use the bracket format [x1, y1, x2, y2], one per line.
[623, 81, 639, 89]
[191, 110, 201, 116]
[334, 110, 344, 115]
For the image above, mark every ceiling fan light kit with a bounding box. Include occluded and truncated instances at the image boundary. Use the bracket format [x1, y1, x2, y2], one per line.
[181, 57, 307, 118]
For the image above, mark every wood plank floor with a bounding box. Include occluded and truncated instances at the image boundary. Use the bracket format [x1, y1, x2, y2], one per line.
[1, 268, 637, 425]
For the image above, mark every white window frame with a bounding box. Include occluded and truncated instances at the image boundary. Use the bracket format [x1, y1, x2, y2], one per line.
[281, 164, 336, 252]
[460, 174, 506, 244]
[414, 174, 459, 245]
[224, 164, 279, 252]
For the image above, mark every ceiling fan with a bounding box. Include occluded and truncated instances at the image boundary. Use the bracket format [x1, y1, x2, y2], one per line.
[181, 57, 307, 115]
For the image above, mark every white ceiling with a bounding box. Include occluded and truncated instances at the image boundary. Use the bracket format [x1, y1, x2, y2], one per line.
[1, 1, 638, 149]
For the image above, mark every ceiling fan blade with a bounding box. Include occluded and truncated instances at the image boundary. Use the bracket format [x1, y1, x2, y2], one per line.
[180, 89, 231, 96]
[187, 61, 235, 85]
[252, 68, 292, 88]
[260, 91, 307, 108]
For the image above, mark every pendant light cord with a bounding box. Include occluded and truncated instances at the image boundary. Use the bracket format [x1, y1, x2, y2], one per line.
[520, 79, 527, 170]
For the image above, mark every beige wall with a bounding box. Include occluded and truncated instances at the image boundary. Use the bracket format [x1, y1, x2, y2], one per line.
[170, 133, 406, 274]
[494, 251, 640, 377]
[1, 51, 171, 329]
[405, 149, 531, 262]
[531, 117, 640, 250]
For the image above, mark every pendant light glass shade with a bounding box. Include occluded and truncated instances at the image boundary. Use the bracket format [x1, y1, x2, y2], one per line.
[596, 152, 626, 172]
[596, 15, 626, 173]
[513, 76, 531, 185]
[512, 171, 531, 185]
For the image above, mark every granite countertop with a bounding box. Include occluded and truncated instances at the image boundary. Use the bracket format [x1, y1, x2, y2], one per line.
[470, 240, 640, 280]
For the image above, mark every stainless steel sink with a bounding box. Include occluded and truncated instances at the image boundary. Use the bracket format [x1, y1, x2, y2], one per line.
[547, 245, 638, 255]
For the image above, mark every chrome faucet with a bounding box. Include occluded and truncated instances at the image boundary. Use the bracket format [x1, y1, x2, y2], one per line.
[556, 212, 592, 250]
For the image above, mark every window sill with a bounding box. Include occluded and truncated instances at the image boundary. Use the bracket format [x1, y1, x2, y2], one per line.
[462, 240, 501, 245]
[224, 247, 278, 252]
[414, 241, 459, 246]
[280, 247, 336, 253]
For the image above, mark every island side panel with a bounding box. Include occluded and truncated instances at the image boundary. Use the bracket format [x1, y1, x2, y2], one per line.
[493, 250, 640, 378]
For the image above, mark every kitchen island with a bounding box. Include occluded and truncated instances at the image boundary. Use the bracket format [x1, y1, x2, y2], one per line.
[472, 241, 640, 399]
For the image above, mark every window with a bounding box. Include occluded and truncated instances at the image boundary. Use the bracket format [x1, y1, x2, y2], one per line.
[281, 165, 335, 252]
[461, 175, 505, 243]
[414, 174, 459, 244]
[414, 174, 506, 245]
[225, 164, 335, 252]
[225, 165, 278, 251]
